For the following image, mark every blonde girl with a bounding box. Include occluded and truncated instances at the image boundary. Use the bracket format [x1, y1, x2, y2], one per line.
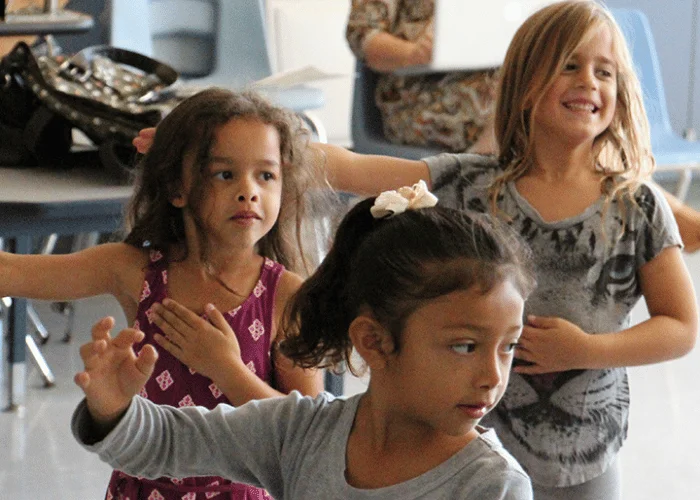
[310, 1, 697, 498]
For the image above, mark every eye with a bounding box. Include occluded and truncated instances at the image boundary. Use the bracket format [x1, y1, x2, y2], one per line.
[502, 342, 519, 354]
[563, 62, 578, 72]
[212, 170, 233, 181]
[451, 342, 476, 354]
[260, 171, 277, 182]
[597, 68, 614, 78]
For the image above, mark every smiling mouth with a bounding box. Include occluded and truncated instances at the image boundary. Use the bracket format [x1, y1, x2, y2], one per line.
[563, 102, 599, 113]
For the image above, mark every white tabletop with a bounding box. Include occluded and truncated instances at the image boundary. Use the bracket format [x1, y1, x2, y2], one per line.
[0, 166, 133, 204]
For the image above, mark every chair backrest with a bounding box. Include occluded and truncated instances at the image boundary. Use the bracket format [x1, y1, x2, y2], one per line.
[186, 0, 273, 88]
[350, 61, 442, 159]
[611, 8, 675, 140]
[109, 0, 273, 85]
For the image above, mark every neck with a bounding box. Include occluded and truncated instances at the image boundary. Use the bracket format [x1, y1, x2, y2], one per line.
[530, 136, 597, 182]
[354, 388, 475, 454]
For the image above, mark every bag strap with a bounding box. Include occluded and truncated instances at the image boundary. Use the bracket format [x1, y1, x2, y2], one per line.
[66, 45, 179, 86]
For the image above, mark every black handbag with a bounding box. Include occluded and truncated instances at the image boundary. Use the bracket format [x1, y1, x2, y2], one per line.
[0, 41, 180, 173]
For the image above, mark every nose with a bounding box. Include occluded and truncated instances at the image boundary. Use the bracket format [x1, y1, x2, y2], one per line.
[475, 351, 504, 391]
[576, 65, 597, 89]
[237, 176, 259, 203]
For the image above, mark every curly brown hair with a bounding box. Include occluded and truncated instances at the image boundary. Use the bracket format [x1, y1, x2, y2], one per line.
[123, 87, 328, 274]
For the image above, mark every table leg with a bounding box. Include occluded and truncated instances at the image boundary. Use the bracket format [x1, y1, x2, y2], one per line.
[3, 236, 30, 411]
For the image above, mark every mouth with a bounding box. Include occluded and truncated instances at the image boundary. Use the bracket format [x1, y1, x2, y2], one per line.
[562, 100, 599, 113]
[230, 211, 261, 221]
[457, 402, 493, 419]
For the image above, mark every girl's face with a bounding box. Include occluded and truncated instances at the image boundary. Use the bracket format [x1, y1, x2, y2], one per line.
[178, 118, 283, 252]
[531, 24, 618, 150]
[381, 278, 524, 438]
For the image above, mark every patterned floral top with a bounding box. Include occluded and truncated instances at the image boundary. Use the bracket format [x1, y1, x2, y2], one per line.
[105, 251, 284, 500]
[346, 0, 498, 152]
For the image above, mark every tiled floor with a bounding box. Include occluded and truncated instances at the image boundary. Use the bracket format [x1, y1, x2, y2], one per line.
[2, 185, 700, 499]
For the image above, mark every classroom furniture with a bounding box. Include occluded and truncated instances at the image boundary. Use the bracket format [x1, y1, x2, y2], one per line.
[608, 9, 700, 201]
[0, 165, 131, 411]
[350, 61, 442, 159]
[0, 2, 93, 36]
[108, 0, 327, 142]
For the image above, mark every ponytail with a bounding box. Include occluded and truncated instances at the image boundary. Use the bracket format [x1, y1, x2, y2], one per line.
[280, 198, 380, 370]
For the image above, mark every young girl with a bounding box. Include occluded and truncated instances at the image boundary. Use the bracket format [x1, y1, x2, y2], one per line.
[0, 88, 325, 499]
[72, 188, 537, 499]
[297, 2, 697, 498]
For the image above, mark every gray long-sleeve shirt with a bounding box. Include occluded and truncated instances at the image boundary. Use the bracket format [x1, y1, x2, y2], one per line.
[72, 392, 533, 499]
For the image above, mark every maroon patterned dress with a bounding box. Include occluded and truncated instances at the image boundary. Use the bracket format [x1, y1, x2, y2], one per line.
[105, 251, 284, 500]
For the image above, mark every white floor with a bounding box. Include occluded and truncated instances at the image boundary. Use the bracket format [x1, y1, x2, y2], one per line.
[2, 186, 700, 499]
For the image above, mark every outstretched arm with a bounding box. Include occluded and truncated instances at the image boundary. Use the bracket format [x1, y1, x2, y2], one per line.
[74, 317, 158, 435]
[134, 129, 429, 196]
[313, 143, 429, 195]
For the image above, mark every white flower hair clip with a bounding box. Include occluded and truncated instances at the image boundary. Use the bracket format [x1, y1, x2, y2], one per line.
[370, 180, 439, 219]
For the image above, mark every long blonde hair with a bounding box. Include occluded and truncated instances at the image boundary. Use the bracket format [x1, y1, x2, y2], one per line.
[491, 0, 653, 218]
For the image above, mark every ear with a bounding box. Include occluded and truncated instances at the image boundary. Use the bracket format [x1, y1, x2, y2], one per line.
[349, 315, 395, 370]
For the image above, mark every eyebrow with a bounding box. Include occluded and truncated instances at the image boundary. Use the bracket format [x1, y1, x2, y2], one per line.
[208, 156, 281, 167]
[443, 323, 523, 335]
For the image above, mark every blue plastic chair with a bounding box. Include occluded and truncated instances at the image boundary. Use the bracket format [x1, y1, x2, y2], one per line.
[109, 0, 326, 141]
[612, 8, 700, 200]
[351, 61, 442, 159]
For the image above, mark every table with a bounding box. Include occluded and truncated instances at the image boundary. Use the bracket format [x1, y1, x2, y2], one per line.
[0, 165, 131, 411]
[0, 8, 93, 36]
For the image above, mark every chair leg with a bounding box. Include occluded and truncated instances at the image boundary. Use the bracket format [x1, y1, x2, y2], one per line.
[26, 303, 49, 345]
[25, 334, 55, 387]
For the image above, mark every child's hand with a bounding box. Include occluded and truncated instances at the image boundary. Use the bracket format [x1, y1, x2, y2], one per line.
[74, 317, 158, 426]
[152, 299, 243, 380]
[513, 315, 592, 374]
[132, 127, 156, 154]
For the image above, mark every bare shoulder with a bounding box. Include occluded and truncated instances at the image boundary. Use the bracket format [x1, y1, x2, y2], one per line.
[272, 270, 304, 340]
[276, 270, 304, 305]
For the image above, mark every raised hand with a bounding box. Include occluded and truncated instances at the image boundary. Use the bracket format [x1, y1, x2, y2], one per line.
[152, 299, 244, 380]
[74, 316, 158, 426]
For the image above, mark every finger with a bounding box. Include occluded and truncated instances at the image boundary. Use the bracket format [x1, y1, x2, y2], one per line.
[205, 303, 234, 336]
[153, 333, 182, 355]
[112, 328, 145, 349]
[140, 127, 156, 138]
[91, 316, 115, 341]
[135, 344, 159, 378]
[74, 371, 91, 391]
[526, 315, 557, 328]
[163, 298, 203, 324]
[514, 364, 547, 375]
[79, 339, 108, 368]
[153, 306, 195, 343]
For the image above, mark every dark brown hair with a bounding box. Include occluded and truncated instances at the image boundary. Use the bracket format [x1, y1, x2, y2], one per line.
[123, 87, 327, 273]
[280, 199, 537, 373]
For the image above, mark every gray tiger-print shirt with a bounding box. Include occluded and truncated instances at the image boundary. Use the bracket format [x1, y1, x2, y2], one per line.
[425, 153, 682, 488]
